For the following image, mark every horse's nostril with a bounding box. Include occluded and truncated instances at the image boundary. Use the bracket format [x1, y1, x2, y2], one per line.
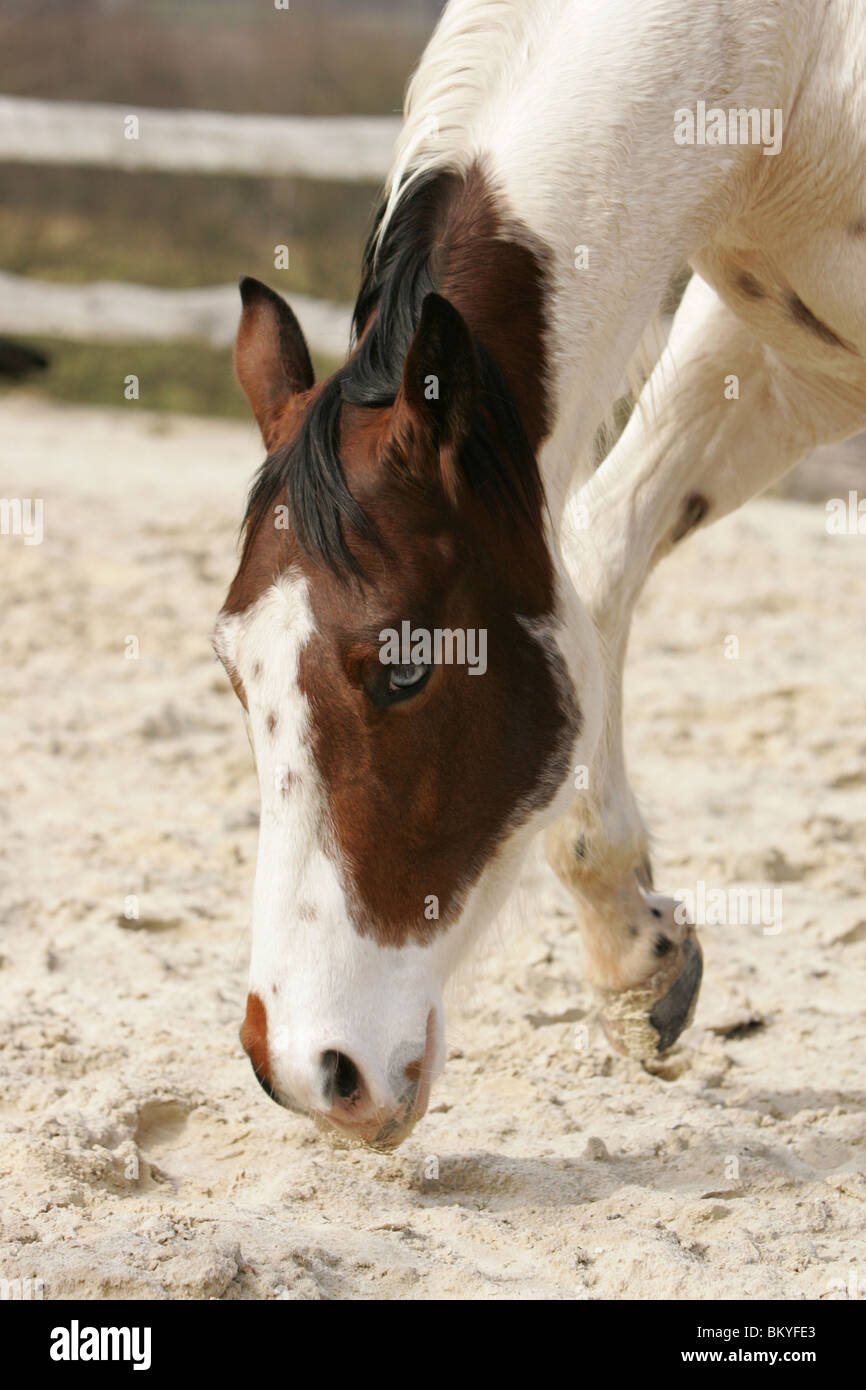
[321, 1049, 362, 1106]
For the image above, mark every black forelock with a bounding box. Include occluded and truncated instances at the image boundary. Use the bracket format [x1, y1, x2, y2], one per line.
[242, 165, 545, 578]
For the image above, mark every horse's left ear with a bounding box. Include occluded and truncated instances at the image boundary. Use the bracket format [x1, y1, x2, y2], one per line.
[234, 276, 314, 447]
[389, 292, 478, 504]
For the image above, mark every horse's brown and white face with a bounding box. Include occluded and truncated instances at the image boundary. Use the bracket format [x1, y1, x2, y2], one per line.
[215, 277, 597, 1148]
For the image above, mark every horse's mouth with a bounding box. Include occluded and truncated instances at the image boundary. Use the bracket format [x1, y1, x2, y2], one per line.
[313, 1089, 421, 1152]
[316, 1009, 437, 1152]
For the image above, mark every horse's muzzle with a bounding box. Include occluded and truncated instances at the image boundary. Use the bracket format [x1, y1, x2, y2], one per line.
[241, 998, 438, 1150]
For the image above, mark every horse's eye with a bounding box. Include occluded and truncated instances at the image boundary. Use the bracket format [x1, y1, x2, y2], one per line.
[388, 663, 431, 692]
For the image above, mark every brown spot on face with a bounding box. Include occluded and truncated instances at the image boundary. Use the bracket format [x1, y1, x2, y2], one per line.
[278, 768, 298, 794]
[252, 662, 263, 680]
[299, 545, 578, 947]
[849, 219, 866, 238]
[266, 711, 278, 735]
[672, 492, 709, 544]
[298, 903, 319, 921]
[736, 271, 765, 300]
[786, 291, 854, 351]
[240, 992, 273, 1096]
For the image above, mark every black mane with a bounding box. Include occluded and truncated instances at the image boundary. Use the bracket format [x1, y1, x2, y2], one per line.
[243, 166, 545, 577]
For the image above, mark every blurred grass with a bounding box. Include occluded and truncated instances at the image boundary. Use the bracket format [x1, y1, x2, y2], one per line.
[0, 165, 378, 299]
[0, 335, 341, 419]
[0, 163, 369, 414]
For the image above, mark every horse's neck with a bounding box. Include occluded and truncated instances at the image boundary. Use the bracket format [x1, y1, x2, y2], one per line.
[399, 0, 807, 513]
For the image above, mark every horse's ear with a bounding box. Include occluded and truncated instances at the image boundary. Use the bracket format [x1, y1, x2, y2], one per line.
[234, 277, 314, 446]
[389, 293, 478, 504]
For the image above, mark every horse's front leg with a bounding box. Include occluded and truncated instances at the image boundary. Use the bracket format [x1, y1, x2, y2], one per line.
[548, 270, 866, 1059]
[546, 611, 703, 1060]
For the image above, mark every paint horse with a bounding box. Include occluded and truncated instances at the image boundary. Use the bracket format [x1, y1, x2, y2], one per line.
[215, 0, 866, 1147]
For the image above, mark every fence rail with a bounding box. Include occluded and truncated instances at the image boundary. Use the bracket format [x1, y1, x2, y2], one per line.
[0, 272, 352, 358]
[0, 96, 400, 181]
[0, 96, 394, 359]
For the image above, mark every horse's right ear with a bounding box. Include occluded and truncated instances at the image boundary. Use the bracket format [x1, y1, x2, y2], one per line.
[234, 277, 315, 446]
[388, 292, 479, 506]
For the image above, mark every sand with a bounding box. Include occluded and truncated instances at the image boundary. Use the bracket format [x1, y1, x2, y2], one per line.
[1, 397, 865, 1300]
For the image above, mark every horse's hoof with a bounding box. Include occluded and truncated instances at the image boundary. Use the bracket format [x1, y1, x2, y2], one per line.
[595, 929, 703, 1060]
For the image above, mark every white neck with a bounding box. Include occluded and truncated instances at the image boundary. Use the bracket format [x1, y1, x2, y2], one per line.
[387, 0, 816, 514]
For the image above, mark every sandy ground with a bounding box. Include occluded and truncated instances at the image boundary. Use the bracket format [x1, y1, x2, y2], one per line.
[2, 396, 865, 1301]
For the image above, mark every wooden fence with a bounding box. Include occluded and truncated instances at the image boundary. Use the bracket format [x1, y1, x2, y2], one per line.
[0, 97, 398, 356]
[0, 97, 399, 180]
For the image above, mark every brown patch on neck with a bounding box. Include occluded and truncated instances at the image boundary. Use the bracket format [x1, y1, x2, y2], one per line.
[421, 163, 553, 452]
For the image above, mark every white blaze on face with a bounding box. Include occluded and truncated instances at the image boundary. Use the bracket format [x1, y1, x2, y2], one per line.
[214, 572, 451, 1116]
[214, 567, 596, 1125]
